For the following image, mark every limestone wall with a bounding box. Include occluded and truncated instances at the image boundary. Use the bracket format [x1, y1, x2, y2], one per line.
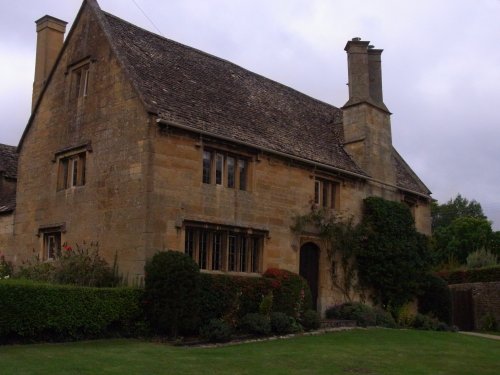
[14, 5, 150, 281]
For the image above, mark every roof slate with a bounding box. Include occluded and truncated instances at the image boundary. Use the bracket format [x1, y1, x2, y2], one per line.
[0, 144, 18, 179]
[102, 12, 366, 176]
[84, 2, 431, 196]
[0, 143, 18, 214]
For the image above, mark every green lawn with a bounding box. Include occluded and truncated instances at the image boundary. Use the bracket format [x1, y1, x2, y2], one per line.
[0, 329, 498, 375]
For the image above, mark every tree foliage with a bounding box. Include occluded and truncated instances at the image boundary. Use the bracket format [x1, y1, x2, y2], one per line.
[431, 194, 485, 231]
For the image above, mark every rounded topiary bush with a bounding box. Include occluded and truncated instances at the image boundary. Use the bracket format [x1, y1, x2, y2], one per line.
[239, 313, 271, 335]
[144, 250, 201, 337]
[301, 309, 321, 331]
[374, 308, 397, 328]
[200, 319, 233, 343]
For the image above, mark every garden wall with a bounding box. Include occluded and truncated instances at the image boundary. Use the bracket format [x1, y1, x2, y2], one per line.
[449, 282, 500, 331]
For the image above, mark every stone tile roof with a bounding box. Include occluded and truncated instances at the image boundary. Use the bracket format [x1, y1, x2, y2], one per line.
[92, 2, 429, 197]
[101, 12, 366, 176]
[0, 143, 17, 214]
[0, 144, 18, 179]
[392, 150, 431, 196]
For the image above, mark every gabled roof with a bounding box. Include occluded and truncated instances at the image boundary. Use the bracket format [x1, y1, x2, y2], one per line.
[21, 0, 430, 197]
[98, 10, 366, 176]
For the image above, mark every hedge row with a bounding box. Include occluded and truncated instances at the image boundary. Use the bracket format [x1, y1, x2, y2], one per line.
[0, 280, 143, 343]
[437, 265, 500, 284]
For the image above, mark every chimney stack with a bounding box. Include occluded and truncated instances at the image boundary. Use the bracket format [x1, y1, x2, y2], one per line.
[344, 38, 387, 111]
[32, 15, 67, 110]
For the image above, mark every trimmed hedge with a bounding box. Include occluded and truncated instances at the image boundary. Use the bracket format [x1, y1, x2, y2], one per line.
[0, 279, 143, 343]
[437, 265, 500, 284]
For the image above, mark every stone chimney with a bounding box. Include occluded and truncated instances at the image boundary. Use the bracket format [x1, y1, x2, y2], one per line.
[342, 38, 395, 185]
[32, 15, 67, 110]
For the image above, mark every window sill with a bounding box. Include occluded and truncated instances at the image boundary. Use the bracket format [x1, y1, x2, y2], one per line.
[200, 269, 262, 277]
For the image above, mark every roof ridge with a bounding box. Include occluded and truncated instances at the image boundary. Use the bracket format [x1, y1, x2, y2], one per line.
[101, 10, 341, 113]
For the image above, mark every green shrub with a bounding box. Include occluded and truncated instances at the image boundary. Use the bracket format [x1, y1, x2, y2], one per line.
[418, 274, 452, 324]
[0, 253, 13, 279]
[15, 242, 119, 287]
[325, 302, 376, 327]
[239, 313, 271, 335]
[259, 291, 273, 316]
[396, 303, 416, 328]
[0, 279, 143, 342]
[437, 265, 500, 284]
[198, 274, 273, 326]
[270, 312, 296, 335]
[301, 309, 321, 331]
[199, 319, 233, 343]
[479, 313, 498, 331]
[144, 251, 201, 337]
[412, 313, 438, 330]
[264, 268, 312, 319]
[466, 248, 498, 269]
[374, 308, 397, 328]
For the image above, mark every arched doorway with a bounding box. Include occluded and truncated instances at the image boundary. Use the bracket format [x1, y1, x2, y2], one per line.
[299, 242, 320, 310]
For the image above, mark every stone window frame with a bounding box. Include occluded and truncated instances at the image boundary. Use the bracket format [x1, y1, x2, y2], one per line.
[37, 223, 66, 260]
[65, 56, 95, 103]
[184, 221, 265, 274]
[313, 177, 340, 209]
[53, 142, 92, 191]
[202, 147, 250, 191]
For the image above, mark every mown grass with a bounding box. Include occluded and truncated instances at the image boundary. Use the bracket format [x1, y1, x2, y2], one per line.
[0, 329, 498, 374]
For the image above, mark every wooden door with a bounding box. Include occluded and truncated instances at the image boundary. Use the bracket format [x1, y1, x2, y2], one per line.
[300, 242, 320, 310]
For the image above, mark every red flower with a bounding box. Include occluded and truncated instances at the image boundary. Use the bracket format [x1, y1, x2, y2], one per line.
[63, 245, 73, 252]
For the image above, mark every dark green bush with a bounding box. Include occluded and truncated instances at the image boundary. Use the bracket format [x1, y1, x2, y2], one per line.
[270, 312, 296, 335]
[325, 302, 376, 327]
[418, 274, 451, 324]
[239, 313, 271, 335]
[264, 268, 312, 319]
[198, 274, 273, 326]
[144, 251, 201, 337]
[437, 265, 500, 284]
[479, 313, 498, 331]
[374, 307, 397, 328]
[199, 319, 233, 343]
[301, 309, 321, 331]
[412, 313, 438, 330]
[0, 279, 143, 342]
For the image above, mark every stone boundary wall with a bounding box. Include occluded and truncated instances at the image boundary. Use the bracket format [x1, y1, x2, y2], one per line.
[449, 282, 500, 330]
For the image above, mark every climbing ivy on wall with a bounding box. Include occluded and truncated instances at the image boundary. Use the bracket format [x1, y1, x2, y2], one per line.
[292, 197, 432, 311]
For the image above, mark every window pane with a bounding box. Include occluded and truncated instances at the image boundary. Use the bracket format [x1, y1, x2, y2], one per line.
[202, 151, 212, 184]
[72, 158, 78, 187]
[80, 154, 86, 185]
[239, 236, 247, 272]
[185, 228, 194, 258]
[322, 181, 329, 208]
[227, 156, 235, 188]
[250, 237, 261, 273]
[238, 159, 247, 190]
[331, 183, 337, 209]
[228, 235, 237, 271]
[212, 232, 222, 270]
[215, 153, 224, 185]
[45, 232, 61, 259]
[198, 231, 208, 269]
[314, 180, 320, 205]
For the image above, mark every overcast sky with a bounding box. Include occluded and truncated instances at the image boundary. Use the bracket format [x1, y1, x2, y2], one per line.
[1, 0, 499, 229]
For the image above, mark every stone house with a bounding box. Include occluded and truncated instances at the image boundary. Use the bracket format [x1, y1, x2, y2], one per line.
[2, 0, 431, 312]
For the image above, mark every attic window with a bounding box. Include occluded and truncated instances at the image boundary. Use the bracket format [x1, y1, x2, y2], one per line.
[71, 63, 90, 98]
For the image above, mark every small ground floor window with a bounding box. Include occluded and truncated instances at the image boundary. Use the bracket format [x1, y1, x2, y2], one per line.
[184, 224, 263, 273]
